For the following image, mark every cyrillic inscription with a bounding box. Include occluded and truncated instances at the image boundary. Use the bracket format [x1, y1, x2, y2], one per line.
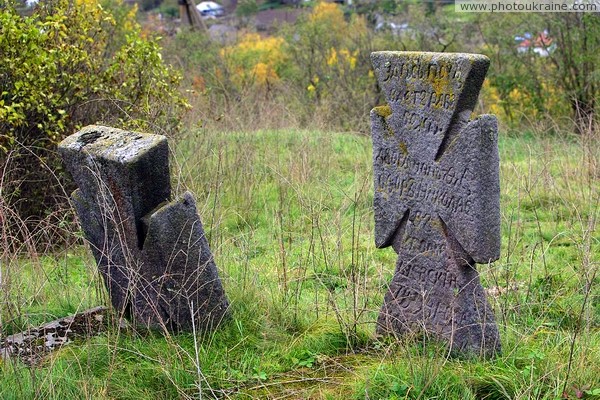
[371, 51, 501, 357]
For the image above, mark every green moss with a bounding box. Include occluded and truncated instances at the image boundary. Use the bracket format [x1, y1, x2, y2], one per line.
[373, 104, 392, 118]
[398, 141, 408, 155]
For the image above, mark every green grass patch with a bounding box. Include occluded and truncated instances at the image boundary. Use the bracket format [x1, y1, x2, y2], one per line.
[1, 129, 598, 399]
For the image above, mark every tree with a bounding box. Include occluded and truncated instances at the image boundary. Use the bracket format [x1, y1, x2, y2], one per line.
[0, 0, 187, 245]
[546, 13, 600, 133]
[476, 12, 600, 133]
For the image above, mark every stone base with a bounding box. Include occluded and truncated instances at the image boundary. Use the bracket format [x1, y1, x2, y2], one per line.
[377, 256, 500, 358]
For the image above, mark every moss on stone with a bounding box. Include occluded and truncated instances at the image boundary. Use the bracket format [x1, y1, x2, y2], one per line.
[398, 141, 408, 155]
[373, 105, 392, 118]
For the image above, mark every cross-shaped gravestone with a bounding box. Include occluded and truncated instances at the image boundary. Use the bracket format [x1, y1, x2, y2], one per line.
[59, 126, 229, 333]
[370, 52, 501, 357]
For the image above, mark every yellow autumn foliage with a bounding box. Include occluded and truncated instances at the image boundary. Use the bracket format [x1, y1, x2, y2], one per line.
[251, 62, 279, 85]
[482, 77, 565, 123]
[481, 79, 503, 116]
[325, 47, 358, 78]
[221, 33, 286, 87]
[327, 47, 338, 66]
[307, 2, 367, 45]
[310, 2, 346, 32]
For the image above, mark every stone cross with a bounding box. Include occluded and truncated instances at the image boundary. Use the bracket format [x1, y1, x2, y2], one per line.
[370, 52, 501, 356]
[59, 126, 229, 333]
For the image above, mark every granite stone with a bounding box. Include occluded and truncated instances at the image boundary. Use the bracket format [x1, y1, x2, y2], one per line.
[59, 125, 229, 332]
[370, 51, 501, 357]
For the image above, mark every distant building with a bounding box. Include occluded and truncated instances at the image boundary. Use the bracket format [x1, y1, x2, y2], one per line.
[516, 30, 556, 57]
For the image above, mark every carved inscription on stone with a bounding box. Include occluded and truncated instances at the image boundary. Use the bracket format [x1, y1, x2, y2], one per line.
[370, 52, 501, 357]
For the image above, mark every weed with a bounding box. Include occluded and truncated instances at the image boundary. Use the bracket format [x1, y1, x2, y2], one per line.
[1, 128, 598, 399]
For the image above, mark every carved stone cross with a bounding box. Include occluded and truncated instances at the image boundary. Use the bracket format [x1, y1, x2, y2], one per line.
[370, 52, 501, 356]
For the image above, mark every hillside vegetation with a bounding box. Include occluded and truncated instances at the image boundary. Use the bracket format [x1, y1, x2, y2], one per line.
[1, 1, 599, 399]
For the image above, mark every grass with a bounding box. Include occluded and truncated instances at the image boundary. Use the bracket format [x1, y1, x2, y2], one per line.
[1, 128, 598, 399]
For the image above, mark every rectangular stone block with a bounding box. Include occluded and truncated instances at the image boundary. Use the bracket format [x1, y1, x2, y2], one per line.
[59, 125, 229, 332]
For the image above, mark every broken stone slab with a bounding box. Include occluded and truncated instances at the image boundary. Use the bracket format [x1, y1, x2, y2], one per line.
[0, 306, 108, 365]
[137, 192, 230, 330]
[59, 125, 229, 332]
[370, 51, 501, 357]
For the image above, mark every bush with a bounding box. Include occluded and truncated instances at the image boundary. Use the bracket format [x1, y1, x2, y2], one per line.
[281, 1, 375, 130]
[221, 33, 287, 88]
[0, 0, 187, 246]
[475, 12, 600, 132]
[163, 2, 377, 132]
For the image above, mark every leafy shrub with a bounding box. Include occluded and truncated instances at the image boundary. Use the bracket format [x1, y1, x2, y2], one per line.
[475, 12, 600, 132]
[281, 1, 375, 130]
[220, 33, 287, 88]
[0, 0, 187, 245]
[168, 1, 377, 131]
[236, 0, 259, 17]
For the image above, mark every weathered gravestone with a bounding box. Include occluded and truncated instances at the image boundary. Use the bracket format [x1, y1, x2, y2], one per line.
[59, 126, 229, 332]
[370, 52, 501, 356]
